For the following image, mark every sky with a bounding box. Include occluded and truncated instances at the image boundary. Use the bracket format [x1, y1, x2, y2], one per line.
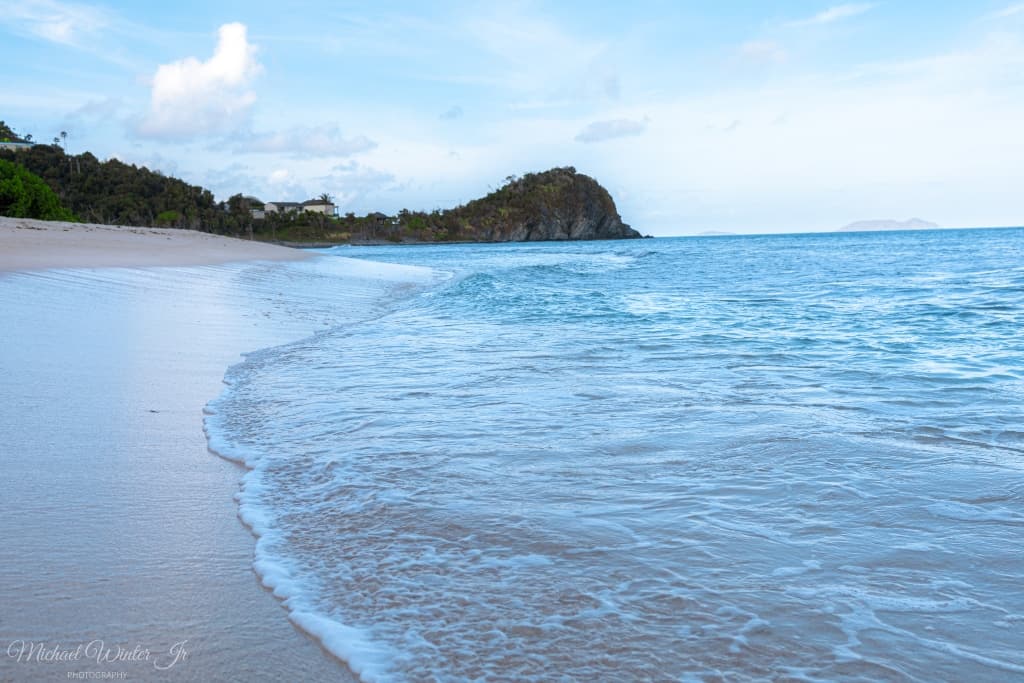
[2, 1, 1024, 235]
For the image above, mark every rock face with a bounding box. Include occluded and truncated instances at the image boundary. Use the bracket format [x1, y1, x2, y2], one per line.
[451, 167, 642, 241]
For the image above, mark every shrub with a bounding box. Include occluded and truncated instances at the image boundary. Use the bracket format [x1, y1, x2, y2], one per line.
[156, 210, 180, 226]
[0, 158, 76, 221]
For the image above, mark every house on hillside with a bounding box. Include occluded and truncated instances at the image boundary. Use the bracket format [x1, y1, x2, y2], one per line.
[0, 141, 35, 152]
[301, 198, 336, 216]
[243, 196, 266, 219]
[265, 199, 336, 216]
[264, 201, 302, 214]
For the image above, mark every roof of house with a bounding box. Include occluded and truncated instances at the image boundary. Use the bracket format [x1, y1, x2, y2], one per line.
[268, 201, 301, 207]
[302, 199, 335, 206]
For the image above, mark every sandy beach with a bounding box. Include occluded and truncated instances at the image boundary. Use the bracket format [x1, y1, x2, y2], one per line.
[0, 219, 355, 681]
[0, 216, 308, 271]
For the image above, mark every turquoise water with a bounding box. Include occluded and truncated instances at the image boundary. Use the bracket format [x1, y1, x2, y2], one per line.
[206, 229, 1024, 681]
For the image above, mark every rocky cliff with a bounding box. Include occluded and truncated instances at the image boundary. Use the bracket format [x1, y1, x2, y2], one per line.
[450, 167, 641, 241]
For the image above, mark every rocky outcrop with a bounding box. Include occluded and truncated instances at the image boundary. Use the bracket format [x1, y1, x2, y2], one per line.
[451, 167, 641, 241]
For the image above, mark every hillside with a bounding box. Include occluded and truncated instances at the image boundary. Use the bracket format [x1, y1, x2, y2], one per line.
[0, 143, 230, 231]
[1, 122, 639, 243]
[445, 168, 641, 241]
[0, 120, 27, 143]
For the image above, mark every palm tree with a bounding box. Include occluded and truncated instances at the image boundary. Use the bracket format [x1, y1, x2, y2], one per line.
[318, 192, 333, 204]
[58, 131, 78, 173]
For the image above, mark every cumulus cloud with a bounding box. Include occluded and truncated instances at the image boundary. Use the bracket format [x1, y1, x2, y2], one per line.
[787, 3, 876, 28]
[136, 23, 261, 139]
[575, 118, 648, 143]
[226, 125, 376, 158]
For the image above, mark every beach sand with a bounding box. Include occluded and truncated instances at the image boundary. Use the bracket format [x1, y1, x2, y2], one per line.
[0, 219, 355, 681]
[0, 216, 307, 271]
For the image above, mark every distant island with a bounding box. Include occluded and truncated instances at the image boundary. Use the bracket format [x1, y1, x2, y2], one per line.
[1, 120, 640, 244]
[839, 218, 939, 232]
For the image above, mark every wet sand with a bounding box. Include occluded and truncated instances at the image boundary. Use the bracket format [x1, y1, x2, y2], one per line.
[0, 221, 355, 681]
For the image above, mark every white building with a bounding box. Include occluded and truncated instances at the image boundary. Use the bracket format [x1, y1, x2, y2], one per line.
[0, 141, 35, 152]
[262, 199, 336, 216]
[264, 201, 302, 214]
[301, 199, 336, 216]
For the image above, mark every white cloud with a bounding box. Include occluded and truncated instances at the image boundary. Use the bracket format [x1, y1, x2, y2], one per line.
[575, 118, 648, 143]
[737, 40, 788, 64]
[321, 161, 399, 210]
[0, 0, 108, 45]
[227, 125, 376, 158]
[787, 3, 877, 28]
[991, 4, 1024, 19]
[230, 160, 398, 206]
[136, 23, 261, 139]
[198, 162, 258, 199]
[264, 168, 309, 201]
[269, 169, 292, 184]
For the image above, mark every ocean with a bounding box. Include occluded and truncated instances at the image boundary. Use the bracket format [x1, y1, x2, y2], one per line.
[204, 228, 1024, 682]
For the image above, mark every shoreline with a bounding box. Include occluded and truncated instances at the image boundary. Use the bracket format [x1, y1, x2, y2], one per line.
[0, 222, 357, 681]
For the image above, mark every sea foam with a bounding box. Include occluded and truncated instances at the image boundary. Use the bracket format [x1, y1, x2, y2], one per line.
[205, 232, 1024, 682]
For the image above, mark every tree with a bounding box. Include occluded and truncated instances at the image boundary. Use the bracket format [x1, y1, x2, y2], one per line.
[0, 158, 76, 221]
[0, 120, 18, 141]
[318, 192, 334, 204]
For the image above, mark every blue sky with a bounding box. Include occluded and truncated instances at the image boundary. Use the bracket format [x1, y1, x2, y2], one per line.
[2, 1, 1023, 235]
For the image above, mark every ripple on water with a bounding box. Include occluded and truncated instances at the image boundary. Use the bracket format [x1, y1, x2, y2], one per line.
[208, 230, 1024, 681]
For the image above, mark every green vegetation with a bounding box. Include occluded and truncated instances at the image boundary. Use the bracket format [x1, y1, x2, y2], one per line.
[0, 158, 76, 221]
[301, 167, 637, 243]
[0, 143, 231, 230]
[0, 120, 26, 143]
[0, 137, 339, 238]
[1, 119, 637, 242]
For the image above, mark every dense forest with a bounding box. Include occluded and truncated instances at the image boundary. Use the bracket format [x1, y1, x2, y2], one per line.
[0, 135, 243, 233]
[1, 119, 640, 243]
